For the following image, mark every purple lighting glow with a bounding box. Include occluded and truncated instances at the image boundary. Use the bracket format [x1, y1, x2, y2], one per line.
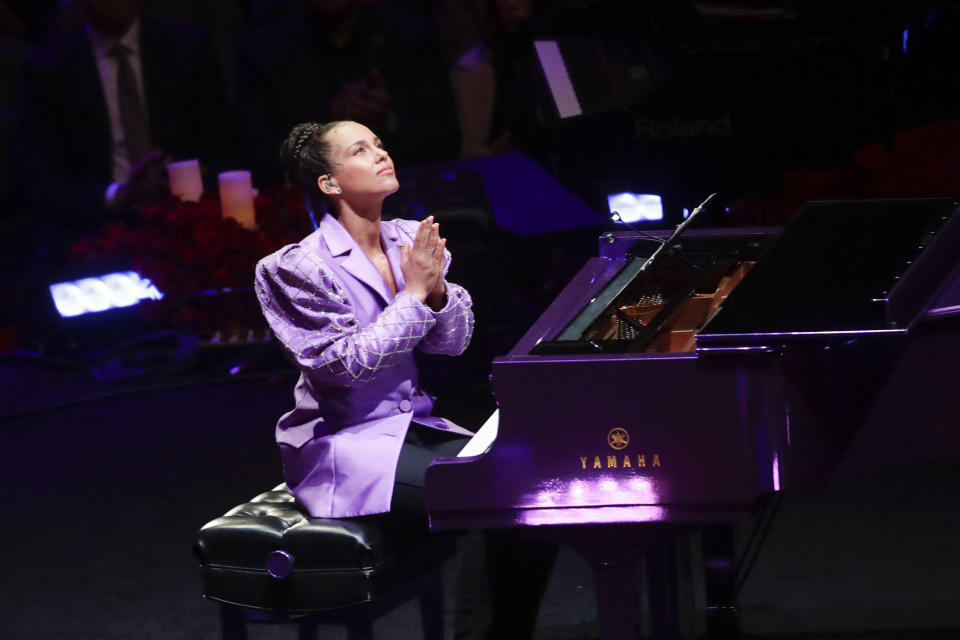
[772, 453, 781, 491]
[518, 505, 667, 526]
[785, 404, 792, 447]
[519, 474, 666, 525]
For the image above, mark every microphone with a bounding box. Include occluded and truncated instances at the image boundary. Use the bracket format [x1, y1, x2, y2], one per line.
[665, 192, 716, 247]
[629, 192, 717, 275]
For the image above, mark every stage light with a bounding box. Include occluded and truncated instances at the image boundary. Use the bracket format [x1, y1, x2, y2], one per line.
[49, 271, 163, 318]
[608, 192, 663, 223]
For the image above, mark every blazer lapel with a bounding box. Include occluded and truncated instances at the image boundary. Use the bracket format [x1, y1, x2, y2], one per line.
[320, 214, 393, 305]
[382, 220, 406, 294]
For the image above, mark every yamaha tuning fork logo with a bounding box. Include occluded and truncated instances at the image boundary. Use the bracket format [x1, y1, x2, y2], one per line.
[607, 427, 630, 450]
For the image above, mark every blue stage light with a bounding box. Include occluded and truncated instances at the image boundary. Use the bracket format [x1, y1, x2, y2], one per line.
[49, 271, 163, 318]
[608, 192, 663, 223]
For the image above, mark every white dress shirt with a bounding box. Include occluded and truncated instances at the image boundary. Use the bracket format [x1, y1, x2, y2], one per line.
[85, 20, 147, 198]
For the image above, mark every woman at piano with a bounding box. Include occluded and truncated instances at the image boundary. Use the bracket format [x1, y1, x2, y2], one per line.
[254, 120, 476, 521]
[255, 120, 553, 640]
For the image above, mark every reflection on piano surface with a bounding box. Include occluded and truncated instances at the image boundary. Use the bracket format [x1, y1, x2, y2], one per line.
[426, 198, 960, 638]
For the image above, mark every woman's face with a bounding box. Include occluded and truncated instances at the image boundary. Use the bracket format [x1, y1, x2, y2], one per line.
[321, 121, 398, 201]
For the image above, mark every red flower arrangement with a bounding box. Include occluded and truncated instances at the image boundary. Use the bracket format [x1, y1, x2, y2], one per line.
[71, 185, 313, 338]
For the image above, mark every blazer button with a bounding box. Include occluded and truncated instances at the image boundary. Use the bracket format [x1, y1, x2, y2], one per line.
[398, 399, 412, 412]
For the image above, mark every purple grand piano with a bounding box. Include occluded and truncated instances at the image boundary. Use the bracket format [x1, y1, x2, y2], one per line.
[425, 198, 960, 637]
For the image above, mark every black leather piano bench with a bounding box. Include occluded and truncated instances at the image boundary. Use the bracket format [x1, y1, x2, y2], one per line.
[194, 484, 453, 640]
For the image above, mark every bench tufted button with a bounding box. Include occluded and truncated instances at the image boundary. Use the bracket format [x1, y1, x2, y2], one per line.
[398, 398, 412, 412]
[266, 549, 294, 579]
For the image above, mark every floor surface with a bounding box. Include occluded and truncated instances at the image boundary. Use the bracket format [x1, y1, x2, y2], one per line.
[2, 354, 959, 639]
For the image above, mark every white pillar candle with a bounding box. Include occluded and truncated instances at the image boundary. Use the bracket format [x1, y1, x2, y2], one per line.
[167, 159, 203, 202]
[218, 170, 257, 230]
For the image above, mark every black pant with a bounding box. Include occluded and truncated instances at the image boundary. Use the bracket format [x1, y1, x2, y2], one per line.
[391, 422, 557, 640]
[391, 420, 470, 518]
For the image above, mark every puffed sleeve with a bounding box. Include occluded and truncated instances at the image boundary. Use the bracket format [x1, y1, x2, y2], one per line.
[392, 219, 475, 355]
[417, 250, 474, 355]
[255, 244, 438, 387]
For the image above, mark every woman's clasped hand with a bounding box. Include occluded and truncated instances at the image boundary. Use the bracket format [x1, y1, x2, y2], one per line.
[400, 215, 447, 308]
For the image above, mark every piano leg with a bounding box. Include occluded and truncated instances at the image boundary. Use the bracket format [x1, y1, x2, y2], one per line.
[486, 529, 558, 638]
[453, 529, 558, 639]
[569, 523, 745, 639]
[571, 526, 689, 640]
[591, 554, 643, 639]
[701, 525, 739, 639]
[647, 541, 682, 638]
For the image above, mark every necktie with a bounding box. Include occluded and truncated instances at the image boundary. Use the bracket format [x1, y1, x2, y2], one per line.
[107, 42, 150, 166]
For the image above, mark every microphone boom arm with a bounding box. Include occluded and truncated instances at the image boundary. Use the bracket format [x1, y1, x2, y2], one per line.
[666, 192, 716, 247]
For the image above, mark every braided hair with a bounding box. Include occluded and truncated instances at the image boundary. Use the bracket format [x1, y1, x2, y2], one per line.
[279, 121, 346, 218]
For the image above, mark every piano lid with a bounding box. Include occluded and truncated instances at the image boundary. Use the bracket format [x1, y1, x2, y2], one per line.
[698, 198, 960, 347]
[524, 228, 776, 356]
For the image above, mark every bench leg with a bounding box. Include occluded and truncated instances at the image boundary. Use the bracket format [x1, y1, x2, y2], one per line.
[219, 604, 248, 640]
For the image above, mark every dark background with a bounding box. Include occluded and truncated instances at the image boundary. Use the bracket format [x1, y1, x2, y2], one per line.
[3, 1, 960, 638]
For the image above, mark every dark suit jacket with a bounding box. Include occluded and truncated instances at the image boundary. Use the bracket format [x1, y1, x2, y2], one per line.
[15, 18, 231, 234]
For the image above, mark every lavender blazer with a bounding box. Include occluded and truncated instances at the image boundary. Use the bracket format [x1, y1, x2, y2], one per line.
[255, 214, 475, 517]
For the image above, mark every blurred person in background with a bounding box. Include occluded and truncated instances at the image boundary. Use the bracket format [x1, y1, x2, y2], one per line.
[14, 0, 230, 264]
[436, 0, 537, 158]
[234, 0, 456, 186]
